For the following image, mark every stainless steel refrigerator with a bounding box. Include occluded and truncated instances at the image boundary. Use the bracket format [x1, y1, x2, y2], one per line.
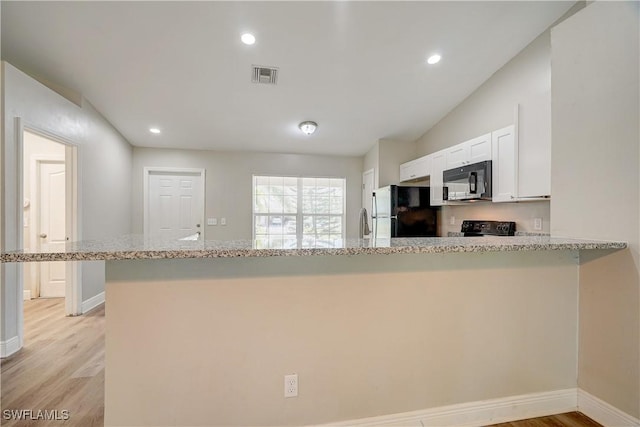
[372, 185, 438, 238]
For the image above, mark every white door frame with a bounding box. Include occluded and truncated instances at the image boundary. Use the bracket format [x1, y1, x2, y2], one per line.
[362, 168, 374, 209]
[17, 120, 81, 322]
[362, 168, 375, 227]
[143, 167, 206, 236]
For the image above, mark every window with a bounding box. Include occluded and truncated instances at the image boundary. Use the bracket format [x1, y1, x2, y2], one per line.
[253, 176, 346, 248]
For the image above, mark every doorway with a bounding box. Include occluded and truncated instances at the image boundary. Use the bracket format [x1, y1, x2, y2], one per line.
[362, 169, 375, 236]
[143, 168, 205, 238]
[21, 129, 79, 314]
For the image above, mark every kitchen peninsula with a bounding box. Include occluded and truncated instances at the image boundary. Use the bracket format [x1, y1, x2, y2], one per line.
[1, 236, 626, 426]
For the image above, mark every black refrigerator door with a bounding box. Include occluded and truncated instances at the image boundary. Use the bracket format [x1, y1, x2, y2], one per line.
[393, 186, 437, 237]
[395, 186, 429, 210]
[395, 208, 437, 237]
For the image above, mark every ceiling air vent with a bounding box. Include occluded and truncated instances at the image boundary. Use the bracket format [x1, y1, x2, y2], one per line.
[252, 65, 279, 85]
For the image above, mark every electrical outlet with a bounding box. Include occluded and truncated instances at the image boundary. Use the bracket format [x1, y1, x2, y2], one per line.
[533, 218, 542, 231]
[284, 374, 298, 398]
[449, 216, 456, 226]
[220, 217, 227, 226]
[207, 218, 217, 226]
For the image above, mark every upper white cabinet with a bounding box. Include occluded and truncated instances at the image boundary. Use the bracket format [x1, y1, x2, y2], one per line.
[399, 154, 431, 182]
[395, 104, 550, 204]
[445, 133, 491, 169]
[517, 108, 551, 199]
[491, 125, 517, 203]
[468, 134, 492, 164]
[491, 105, 551, 202]
[430, 151, 447, 206]
[445, 144, 468, 169]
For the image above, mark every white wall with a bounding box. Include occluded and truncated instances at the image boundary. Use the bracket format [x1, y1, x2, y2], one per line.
[0, 37, 5, 355]
[414, 22, 556, 157]
[363, 142, 379, 189]
[378, 139, 415, 188]
[441, 201, 550, 236]
[411, 4, 584, 236]
[106, 251, 579, 426]
[1, 62, 133, 352]
[550, 1, 639, 418]
[362, 139, 417, 191]
[132, 148, 363, 239]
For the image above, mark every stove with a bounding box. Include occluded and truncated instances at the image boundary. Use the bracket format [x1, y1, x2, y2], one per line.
[461, 220, 516, 237]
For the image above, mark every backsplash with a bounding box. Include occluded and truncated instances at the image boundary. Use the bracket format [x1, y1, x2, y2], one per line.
[438, 200, 550, 236]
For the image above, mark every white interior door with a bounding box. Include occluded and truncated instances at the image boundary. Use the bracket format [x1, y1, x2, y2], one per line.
[362, 169, 375, 236]
[147, 171, 204, 238]
[38, 161, 66, 298]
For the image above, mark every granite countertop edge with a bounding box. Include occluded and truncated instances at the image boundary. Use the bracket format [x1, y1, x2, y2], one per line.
[0, 236, 628, 262]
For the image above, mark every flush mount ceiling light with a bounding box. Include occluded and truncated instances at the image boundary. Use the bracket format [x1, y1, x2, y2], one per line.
[241, 33, 256, 45]
[427, 54, 442, 65]
[149, 127, 161, 134]
[299, 121, 318, 135]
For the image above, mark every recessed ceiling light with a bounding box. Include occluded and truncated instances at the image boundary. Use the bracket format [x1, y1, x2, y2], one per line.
[149, 127, 161, 134]
[241, 33, 256, 45]
[427, 54, 441, 65]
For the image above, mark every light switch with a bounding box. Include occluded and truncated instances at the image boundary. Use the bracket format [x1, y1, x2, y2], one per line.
[207, 218, 217, 226]
[220, 218, 227, 226]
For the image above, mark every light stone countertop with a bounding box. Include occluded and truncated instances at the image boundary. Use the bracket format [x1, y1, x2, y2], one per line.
[0, 234, 627, 263]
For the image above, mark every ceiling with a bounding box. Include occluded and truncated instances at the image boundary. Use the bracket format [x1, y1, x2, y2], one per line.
[1, 1, 574, 157]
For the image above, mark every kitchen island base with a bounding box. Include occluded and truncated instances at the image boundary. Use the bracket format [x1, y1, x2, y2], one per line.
[104, 250, 582, 426]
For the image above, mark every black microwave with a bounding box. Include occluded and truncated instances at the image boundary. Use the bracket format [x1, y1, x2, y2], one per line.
[443, 160, 492, 201]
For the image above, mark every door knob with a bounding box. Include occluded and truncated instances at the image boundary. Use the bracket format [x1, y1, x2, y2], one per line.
[39, 233, 47, 238]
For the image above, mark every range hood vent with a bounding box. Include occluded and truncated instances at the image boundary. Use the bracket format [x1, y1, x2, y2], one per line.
[252, 65, 279, 85]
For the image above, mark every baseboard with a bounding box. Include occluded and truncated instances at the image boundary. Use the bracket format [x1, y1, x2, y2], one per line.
[578, 389, 640, 427]
[23, 289, 32, 300]
[81, 291, 105, 314]
[0, 336, 21, 358]
[322, 388, 578, 427]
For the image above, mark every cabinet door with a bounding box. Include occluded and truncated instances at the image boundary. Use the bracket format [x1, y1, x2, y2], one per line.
[415, 154, 432, 179]
[446, 143, 469, 169]
[399, 155, 431, 182]
[468, 133, 492, 163]
[518, 105, 551, 198]
[430, 151, 447, 206]
[446, 134, 490, 169]
[399, 162, 414, 182]
[491, 125, 517, 203]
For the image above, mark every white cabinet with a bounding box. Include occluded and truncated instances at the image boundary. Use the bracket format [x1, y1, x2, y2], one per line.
[399, 154, 431, 182]
[445, 144, 468, 169]
[445, 133, 491, 169]
[430, 151, 447, 206]
[446, 142, 469, 169]
[491, 125, 517, 203]
[468, 134, 492, 163]
[397, 112, 549, 206]
[517, 108, 551, 199]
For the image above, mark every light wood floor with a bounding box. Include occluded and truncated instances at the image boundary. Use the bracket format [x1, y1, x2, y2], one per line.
[1, 299, 602, 427]
[489, 412, 602, 427]
[1, 298, 104, 426]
